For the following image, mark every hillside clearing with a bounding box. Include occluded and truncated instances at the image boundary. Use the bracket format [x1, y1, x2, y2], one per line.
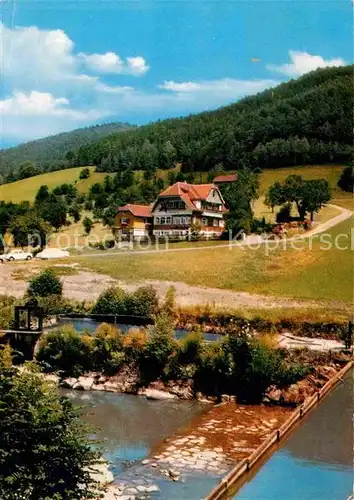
[0, 167, 100, 203]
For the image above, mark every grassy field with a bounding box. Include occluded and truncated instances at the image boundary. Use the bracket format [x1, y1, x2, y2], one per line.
[78, 216, 353, 304]
[0, 167, 105, 203]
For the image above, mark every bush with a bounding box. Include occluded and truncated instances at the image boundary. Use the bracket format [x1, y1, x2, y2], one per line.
[92, 286, 127, 314]
[123, 328, 148, 362]
[91, 323, 124, 373]
[141, 313, 178, 382]
[276, 204, 291, 223]
[161, 286, 176, 317]
[27, 269, 63, 298]
[179, 330, 204, 365]
[36, 325, 92, 376]
[79, 168, 90, 180]
[194, 340, 231, 395]
[251, 217, 273, 234]
[0, 295, 17, 329]
[337, 165, 354, 193]
[92, 285, 159, 318]
[226, 335, 300, 402]
[129, 286, 159, 317]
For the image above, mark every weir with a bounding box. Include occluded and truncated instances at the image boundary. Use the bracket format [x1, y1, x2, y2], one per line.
[207, 364, 353, 500]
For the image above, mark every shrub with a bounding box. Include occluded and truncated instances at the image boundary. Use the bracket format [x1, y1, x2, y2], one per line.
[0, 355, 100, 499]
[27, 269, 63, 298]
[92, 285, 159, 318]
[0, 296, 17, 329]
[129, 286, 159, 317]
[79, 167, 91, 180]
[179, 329, 204, 365]
[194, 340, 231, 395]
[161, 286, 177, 317]
[141, 313, 178, 382]
[92, 286, 127, 314]
[337, 165, 354, 193]
[276, 204, 291, 223]
[123, 328, 148, 362]
[91, 324, 124, 373]
[36, 325, 92, 376]
[83, 217, 93, 235]
[226, 335, 304, 402]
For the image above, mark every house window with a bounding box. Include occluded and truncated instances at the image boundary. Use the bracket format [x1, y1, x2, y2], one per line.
[213, 219, 218, 227]
[202, 217, 208, 226]
[156, 217, 160, 225]
[174, 217, 180, 225]
[219, 220, 225, 227]
[166, 216, 172, 224]
[121, 217, 129, 224]
[160, 217, 166, 225]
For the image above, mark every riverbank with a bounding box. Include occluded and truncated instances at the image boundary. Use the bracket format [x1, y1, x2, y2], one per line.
[47, 349, 350, 406]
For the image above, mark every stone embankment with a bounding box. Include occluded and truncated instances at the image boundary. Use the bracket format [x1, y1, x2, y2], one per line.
[49, 358, 347, 407]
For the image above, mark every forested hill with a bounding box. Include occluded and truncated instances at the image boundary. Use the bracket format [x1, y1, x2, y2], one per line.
[0, 122, 134, 180]
[69, 65, 353, 174]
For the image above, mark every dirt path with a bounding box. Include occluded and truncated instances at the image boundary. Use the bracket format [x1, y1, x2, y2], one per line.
[0, 262, 349, 312]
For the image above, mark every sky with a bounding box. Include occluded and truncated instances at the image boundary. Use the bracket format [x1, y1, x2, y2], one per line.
[0, 0, 352, 147]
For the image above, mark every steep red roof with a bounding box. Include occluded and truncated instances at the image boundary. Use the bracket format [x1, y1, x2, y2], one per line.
[117, 204, 152, 218]
[159, 182, 216, 201]
[213, 174, 238, 183]
[155, 182, 225, 212]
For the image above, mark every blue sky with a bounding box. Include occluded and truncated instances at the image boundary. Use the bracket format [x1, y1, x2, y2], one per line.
[0, 0, 351, 146]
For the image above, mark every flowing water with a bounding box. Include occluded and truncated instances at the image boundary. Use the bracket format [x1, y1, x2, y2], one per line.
[62, 389, 219, 498]
[233, 370, 353, 500]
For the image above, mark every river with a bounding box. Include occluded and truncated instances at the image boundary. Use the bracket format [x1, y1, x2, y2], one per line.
[63, 389, 219, 498]
[57, 317, 222, 342]
[233, 370, 353, 500]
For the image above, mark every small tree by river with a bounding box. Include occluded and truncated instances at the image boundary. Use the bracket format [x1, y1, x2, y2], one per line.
[0, 347, 101, 500]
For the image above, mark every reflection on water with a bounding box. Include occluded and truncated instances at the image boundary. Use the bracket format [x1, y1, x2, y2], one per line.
[234, 371, 353, 500]
[62, 389, 206, 476]
[57, 318, 222, 342]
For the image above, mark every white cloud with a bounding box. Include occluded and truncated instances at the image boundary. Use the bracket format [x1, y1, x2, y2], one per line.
[159, 81, 202, 92]
[0, 22, 149, 95]
[79, 52, 149, 75]
[0, 91, 95, 119]
[267, 50, 346, 77]
[158, 78, 279, 102]
[0, 91, 106, 141]
[126, 56, 149, 76]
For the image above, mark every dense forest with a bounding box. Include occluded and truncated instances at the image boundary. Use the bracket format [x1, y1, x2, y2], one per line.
[67, 65, 353, 175]
[0, 122, 134, 181]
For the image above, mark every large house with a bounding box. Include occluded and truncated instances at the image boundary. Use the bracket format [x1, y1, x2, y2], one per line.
[151, 182, 226, 239]
[114, 204, 152, 240]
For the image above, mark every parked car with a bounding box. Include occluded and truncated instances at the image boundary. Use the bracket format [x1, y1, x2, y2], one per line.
[5, 250, 33, 262]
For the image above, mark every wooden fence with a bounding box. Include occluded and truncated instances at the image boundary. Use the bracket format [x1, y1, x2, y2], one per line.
[205, 360, 353, 500]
